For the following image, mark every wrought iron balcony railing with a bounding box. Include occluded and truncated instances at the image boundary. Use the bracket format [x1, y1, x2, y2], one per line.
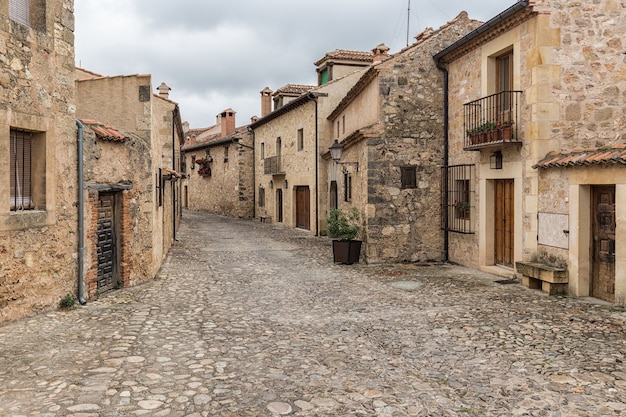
[463, 90, 522, 150]
[263, 155, 284, 175]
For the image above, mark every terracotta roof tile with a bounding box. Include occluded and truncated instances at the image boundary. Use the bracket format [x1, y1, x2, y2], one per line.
[80, 119, 128, 142]
[314, 49, 374, 66]
[534, 144, 626, 169]
[274, 84, 315, 96]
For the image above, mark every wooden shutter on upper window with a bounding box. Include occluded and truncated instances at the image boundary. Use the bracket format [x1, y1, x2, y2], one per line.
[9, 0, 30, 26]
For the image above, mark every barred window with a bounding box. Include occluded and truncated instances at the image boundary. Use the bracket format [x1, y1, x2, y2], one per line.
[297, 129, 304, 151]
[10, 129, 33, 210]
[442, 164, 475, 233]
[344, 172, 352, 202]
[258, 186, 265, 207]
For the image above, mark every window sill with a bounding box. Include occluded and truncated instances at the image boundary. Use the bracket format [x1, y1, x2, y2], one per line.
[1, 210, 50, 231]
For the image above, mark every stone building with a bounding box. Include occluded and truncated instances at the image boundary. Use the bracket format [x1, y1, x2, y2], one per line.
[181, 109, 254, 218]
[324, 13, 482, 263]
[0, 0, 78, 323]
[251, 47, 375, 234]
[434, 0, 626, 304]
[75, 72, 184, 298]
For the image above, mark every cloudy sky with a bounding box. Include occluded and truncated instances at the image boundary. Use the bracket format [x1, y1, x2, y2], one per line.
[75, 0, 513, 128]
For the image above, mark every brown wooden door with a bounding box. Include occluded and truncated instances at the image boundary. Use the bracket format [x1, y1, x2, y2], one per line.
[276, 189, 283, 223]
[592, 185, 616, 302]
[295, 186, 310, 230]
[97, 193, 119, 293]
[495, 179, 514, 267]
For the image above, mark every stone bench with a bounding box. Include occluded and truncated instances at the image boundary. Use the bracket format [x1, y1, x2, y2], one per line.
[516, 261, 568, 296]
[259, 215, 272, 223]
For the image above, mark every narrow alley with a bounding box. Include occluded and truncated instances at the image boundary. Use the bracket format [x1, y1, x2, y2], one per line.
[1, 211, 625, 416]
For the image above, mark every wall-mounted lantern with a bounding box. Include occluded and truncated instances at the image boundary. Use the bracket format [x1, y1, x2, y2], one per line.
[329, 139, 359, 172]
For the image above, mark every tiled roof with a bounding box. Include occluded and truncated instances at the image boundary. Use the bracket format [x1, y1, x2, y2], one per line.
[80, 119, 128, 142]
[274, 84, 315, 96]
[534, 144, 626, 169]
[314, 49, 374, 66]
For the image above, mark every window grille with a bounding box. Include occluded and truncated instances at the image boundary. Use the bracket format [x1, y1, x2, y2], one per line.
[258, 186, 265, 207]
[9, 0, 30, 26]
[344, 172, 352, 202]
[442, 164, 475, 233]
[10, 129, 33, 210]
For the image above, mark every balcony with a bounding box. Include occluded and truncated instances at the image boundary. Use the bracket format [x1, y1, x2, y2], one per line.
[463, 90, 522, 151]
[264, 155, 284, 175]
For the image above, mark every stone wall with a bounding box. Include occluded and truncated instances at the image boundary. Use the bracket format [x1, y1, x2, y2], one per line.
[185, 131, 255, 218]
[0, 0, 77, 323]
[364, 13, 483, 263]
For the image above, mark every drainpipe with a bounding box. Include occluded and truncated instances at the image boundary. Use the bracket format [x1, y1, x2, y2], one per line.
[76, 120, 87, 305]
[435, 59, 450, 262]
[172, 110, 177, 241]
[310, 92, 320, 236]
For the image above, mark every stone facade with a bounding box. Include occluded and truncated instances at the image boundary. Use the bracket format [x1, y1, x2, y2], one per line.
[76, 72, 184, 298]
[251, 69, 368, 235]
[438, 0, 626, 305]
[327, 13, 482, 263]
[181, 110, 254, 219]
[0, 0, 78, 323]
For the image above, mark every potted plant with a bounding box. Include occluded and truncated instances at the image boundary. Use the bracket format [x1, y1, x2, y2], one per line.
[497, 120, 514, 141]
[326, 207, 362, 265]
[195, 157, 212, 177]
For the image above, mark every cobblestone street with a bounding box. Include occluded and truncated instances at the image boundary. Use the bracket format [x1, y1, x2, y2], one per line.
[1, 210, 626, 416]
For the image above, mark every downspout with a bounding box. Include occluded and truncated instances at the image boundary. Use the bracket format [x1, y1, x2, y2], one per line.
[172, 111, 177, 241]
[435, 59, 450, 262]
[311, 93, 320, 236]
[76, 120, 87, 305]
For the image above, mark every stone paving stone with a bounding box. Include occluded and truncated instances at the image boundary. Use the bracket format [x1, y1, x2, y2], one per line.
[0, 210, 625, 416]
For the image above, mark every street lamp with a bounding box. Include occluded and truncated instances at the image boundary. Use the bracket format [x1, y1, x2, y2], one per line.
[329, 139, 359, 172]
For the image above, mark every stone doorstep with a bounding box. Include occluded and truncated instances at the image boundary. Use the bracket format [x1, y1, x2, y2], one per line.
[516, 261, 569, 296]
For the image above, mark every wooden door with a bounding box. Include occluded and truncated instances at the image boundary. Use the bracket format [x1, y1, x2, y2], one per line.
[592, 186, 616, 302]
[295, 186, 310, 230]
[97, 193, 119, 293]
[495, 179, 514, 267]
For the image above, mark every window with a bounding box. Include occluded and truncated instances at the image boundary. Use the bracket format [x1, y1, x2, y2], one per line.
[342, 115, 346, 135]
[190, 155, 196, 170]
[260, 143, 265, 159]
[344, 172, 352, 202]
[297, 129, 304, 151]
[10, 129, 33, 210]
[9, 0, 29, 26]
[319, 68, 329, 85]
[401, 166, 417, 189]
[336, 121, 340, 138]
[496, 51, 514, 114]
[258, 186, 265, 207]
[223, 145, 229, 162]
[442, 164, 474, 233]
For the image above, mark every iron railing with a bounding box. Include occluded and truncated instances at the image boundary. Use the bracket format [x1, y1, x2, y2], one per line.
[463, 90, 522, 150]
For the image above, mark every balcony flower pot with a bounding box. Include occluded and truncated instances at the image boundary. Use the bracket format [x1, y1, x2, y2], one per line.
[327, 207, 362, 265]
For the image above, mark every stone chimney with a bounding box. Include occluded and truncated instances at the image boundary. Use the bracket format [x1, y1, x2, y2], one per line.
[260, 87, 273, 117]
[372, 44, 390, 64]
[219, 109, 236, 137]
[157, 82, 171, 99]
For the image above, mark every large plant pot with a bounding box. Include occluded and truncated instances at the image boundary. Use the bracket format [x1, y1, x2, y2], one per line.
[332, 240, 362, 265]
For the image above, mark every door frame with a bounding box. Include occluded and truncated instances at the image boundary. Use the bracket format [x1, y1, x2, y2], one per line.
[494, 178, 515, 267]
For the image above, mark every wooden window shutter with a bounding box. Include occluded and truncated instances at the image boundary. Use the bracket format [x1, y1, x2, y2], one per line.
[401, 166, 417, 189]
[9, 0, 30, 26]
[10, 129, 33, 210]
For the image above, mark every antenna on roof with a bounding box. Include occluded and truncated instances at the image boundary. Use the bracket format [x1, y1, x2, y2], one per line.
[406, 0, 410, 47]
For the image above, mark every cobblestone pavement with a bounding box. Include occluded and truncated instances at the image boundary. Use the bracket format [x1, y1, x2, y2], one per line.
[1, 211, 626, 416]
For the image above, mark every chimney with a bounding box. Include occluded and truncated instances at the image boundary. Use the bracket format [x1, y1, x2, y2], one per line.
[372, 44, 390, 64]
[220, 109, 236, 137]
[157, 82, 171, 99]
[260, 87, 273, 117]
